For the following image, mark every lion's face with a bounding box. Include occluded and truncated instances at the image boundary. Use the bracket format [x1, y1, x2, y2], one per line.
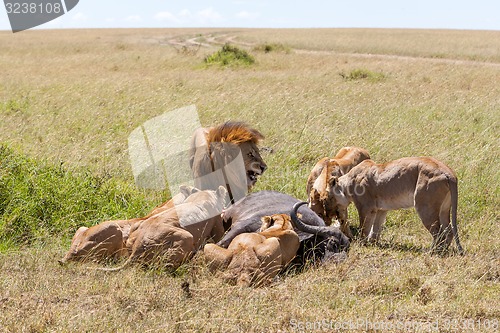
[259, 214, 293, 232]
[309, 189, 326, 220]
[309, 188, 341, 226]
[239, 141, 267, 189]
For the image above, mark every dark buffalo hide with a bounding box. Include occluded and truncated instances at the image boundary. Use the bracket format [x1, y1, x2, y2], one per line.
[218, 191, 349, 265]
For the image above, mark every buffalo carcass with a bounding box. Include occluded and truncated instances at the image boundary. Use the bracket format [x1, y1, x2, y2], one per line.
[218, 191, 350, 265]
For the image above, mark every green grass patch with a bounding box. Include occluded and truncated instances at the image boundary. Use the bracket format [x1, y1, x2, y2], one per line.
[339, 68, 386, 82]
[0, 144, 150, 250]
[204, 43, 255, 67]
[1, 95, 30, 114]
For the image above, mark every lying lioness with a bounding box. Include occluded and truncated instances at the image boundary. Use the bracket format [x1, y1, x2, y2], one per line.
[59, 219, 139, 264]
[101, 186, 227, 271]
[328, 157, 464, 254]
[204, 214, 300, 287]
[306, 146, 370, 238]
[59, 185, 196, 264]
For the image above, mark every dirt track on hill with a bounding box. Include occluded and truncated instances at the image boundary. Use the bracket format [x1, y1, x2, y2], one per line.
[162, 32, 500, 68]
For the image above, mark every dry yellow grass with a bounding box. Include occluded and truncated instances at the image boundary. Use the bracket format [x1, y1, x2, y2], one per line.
[0, 28, 499, 332]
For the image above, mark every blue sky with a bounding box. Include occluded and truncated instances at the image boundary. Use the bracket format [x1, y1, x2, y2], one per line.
[1, 0, 499, 31]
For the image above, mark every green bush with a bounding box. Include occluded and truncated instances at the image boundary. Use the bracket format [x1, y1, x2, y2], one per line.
[339, 68, 386, 82]
[0, 144, 150, 249]
[204, 43, 255, 67]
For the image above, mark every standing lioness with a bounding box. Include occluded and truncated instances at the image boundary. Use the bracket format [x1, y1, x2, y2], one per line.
[328, 157, 464, 254]
[306, 146, 370, 238]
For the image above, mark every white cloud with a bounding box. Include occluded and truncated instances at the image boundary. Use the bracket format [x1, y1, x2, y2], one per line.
[197, 8, 222, 23]
[236, 11, 260, 20]
[178, 9, 192, 18]
[72, 12, 88, 21]
[155, 11, 180, 23]
[124, 15, 142, 23]
[154, 8, 223, 25]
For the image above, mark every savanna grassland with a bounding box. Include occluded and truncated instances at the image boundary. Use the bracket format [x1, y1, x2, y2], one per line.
[0, 28, 499, 332]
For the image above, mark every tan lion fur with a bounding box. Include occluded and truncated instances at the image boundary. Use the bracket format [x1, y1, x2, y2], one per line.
[59, 186, 196, 265]
[329, 157, 464, 254]
[306, 146, 370, 238]
[99, 186, 227, 271]
[59, 219, 139, 264]
[204, 214, 300, 287]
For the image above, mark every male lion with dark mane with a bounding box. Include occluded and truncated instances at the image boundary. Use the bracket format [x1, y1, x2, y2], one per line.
[188, 121, 267, 203]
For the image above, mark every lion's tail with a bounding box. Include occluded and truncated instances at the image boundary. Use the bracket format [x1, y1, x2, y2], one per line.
[449, 176, 464, 255]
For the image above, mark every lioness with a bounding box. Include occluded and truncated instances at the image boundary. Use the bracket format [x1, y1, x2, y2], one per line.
[204, 214, 300, 287]
[101, 186, 227, 271]
[59, 219, 139, 264]
[328, 157, 464, 254]
[306, 146, 370, 238]
[59, 186, 196, 265]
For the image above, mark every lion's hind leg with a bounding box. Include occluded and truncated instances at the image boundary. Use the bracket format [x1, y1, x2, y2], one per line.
[415, 201, 443, 253]
[204, 243, 234, 272]
[436, 191, 454, 252]
[168, 227, 196, 269]
[415, 181, 451, 254]
[254, 238, 281, 285]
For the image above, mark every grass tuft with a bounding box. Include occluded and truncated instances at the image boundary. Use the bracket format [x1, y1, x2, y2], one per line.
[1, 96, 30, 114]
[253, 42, 292, 54]
[339, 68, 386, 82]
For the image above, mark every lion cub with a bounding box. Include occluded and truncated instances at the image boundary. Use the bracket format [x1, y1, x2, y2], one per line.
[328, 157, 464, 254]
[204, 214, 300, 287]
[307, 146, 370, 238]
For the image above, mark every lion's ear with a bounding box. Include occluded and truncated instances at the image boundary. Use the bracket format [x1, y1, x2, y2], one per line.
[179, 185, 197, 197]
[260, 216, 273, 231]
[216, 185, 227, 198]
[261, 215, 272, 224]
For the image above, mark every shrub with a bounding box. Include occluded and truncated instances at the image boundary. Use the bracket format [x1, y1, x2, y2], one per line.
[339, 68, 386, 82]
[204, 43, 255, 67]
[0, 144, 150, 249]
[253, 43, 291, 54]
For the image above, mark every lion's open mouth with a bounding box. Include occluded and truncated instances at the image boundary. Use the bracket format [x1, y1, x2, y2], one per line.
[247, 170, 261, 185]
